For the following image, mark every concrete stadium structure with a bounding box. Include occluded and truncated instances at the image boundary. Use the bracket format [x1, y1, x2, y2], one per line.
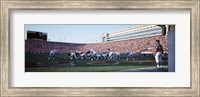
[100, 25, 166, 43]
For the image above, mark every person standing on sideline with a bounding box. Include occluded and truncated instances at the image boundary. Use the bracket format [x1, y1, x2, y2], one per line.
[155, 40, 164, 69]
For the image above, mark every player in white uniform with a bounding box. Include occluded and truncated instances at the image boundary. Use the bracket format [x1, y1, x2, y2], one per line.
[90, 49, 96, 61]
[155, 40, 164, 69]
[107, 48, 116, 60]
[69, 50, 78, 60]
[48, 49, 57, 60]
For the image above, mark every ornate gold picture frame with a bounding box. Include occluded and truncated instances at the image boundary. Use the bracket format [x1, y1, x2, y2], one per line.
[1, 0, 199, 96]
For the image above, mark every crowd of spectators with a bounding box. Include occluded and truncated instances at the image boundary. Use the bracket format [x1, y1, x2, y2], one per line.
[25, 40, 86, 54]
[25, 36, 168, 54]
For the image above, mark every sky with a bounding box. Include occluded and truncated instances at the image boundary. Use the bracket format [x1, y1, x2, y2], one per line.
[24, 24, 134, 43]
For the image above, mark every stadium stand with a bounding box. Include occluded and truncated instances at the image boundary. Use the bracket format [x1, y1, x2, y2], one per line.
[25, 35, 167, 54]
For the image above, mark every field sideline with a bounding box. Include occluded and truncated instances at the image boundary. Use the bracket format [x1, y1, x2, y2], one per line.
[25, 53, 168, 72]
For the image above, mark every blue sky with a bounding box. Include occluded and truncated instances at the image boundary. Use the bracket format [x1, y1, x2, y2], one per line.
[24, 24, 134, 43]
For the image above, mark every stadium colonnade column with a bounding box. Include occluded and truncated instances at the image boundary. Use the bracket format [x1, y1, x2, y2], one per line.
[167, 25, 175, 72]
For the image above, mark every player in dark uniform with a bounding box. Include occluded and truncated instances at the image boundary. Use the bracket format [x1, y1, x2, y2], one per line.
[155, 40, 164, 69]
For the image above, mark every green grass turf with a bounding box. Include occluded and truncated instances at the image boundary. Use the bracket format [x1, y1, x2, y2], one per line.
[25, 53, 168, 72]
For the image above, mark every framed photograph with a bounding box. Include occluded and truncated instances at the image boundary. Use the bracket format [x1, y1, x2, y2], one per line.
[1, 0, 199, 96]
[25, 24, 170, 72]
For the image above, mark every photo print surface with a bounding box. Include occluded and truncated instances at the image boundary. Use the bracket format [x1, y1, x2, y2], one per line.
[25, 24, 175, 72]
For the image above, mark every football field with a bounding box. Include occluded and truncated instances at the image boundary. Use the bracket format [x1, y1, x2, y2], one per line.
[25, 53, 168, 72]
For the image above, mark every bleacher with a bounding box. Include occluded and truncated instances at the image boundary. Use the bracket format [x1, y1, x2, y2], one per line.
[25, 35, 167, 54]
